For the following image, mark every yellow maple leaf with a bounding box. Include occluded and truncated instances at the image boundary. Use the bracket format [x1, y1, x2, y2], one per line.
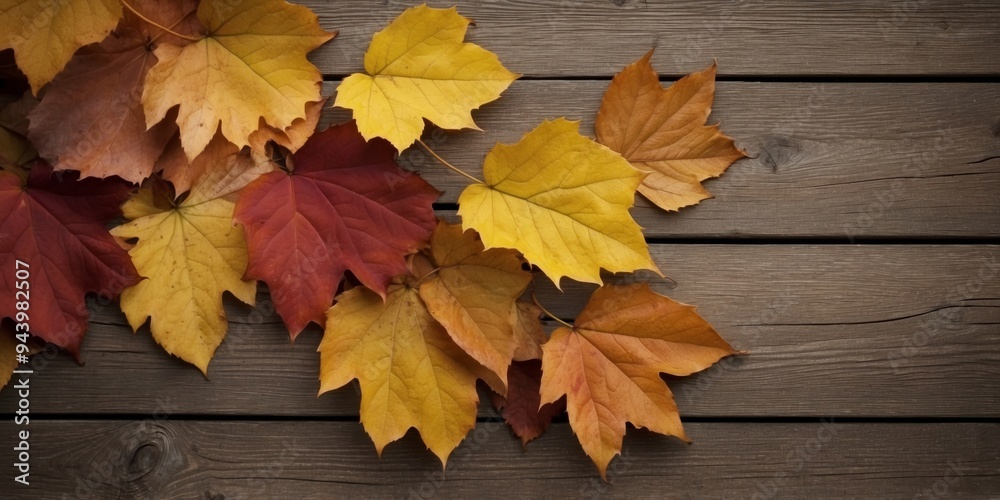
[596, 50, 746, 211]
[334, 5, 518, 152]
[319, 284, 487, 466]
[540, 284, 738, 478]
[418, 222, 533, 390]
[142, 0, 334, 161]
[458, 118, 659, 287]
[0, 0, 122, 94]
[111, 147, 275, 374]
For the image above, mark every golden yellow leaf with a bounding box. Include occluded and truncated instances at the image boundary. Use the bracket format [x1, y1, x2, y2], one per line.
[142, 0, 334, 160]
[334, 5, 518, 152]
[110, 147, 274, 373]
[540, 284, 737, 478]
[458, 118, 659, 287]
[0, 0, 122, 94]
[418, 222, 532, 390]
[596, 51, 746, 211]
[319, 284, 484, 465]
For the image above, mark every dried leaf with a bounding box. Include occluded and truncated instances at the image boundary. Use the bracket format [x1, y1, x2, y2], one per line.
[142, 0, 335, 160]
[319, 284, 486, 465]
[540, 283, 737, 478]
[335, 5, 518, 151]
[234, 121, 438, 337]
[0, 164, 140, 355]
[0, 0, 123, 93]
[110, 148, 274, 373]
[596, 51, 745, 211]
[418, 222, 532, 389]
[458, 118, 659, 287]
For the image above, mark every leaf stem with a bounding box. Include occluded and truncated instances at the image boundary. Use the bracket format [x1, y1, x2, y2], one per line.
[416, 139, 484, 185]
[531, 292, 574, 330]
[120, 0, 203, 42]
[411, 267, 441, 286]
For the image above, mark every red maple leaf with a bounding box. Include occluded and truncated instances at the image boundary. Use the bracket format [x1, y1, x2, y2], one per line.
[492, 359, 566, 446]
[234, 121, 439, 337]
[0, 164, 141, 356]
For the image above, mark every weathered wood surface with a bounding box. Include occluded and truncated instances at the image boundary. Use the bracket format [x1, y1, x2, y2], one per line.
[2, 420, 996, 499]
[4, 1, 1000, 497]
[320, 81, 1000, 239]
[306, 0, 1000, 77]
[3, 245, 996, 418]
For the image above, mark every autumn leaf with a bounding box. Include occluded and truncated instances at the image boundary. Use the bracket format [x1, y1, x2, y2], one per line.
[0, 93, 37, 177]
[335, 4, 518, 152]
[233, 121, 439, 337]
[491, 359, 565, 447]
[158, 130, 260, 197]
[142, 0, 335, 160]
[540, 283, 737, 478]
[26, 0, 197, 183]
[0, 0, 123, 94]
[0, 163, 140, 355]
[458, 118, 659, 287]
[248, 98, 327, 155]
[417, 222, 532, 389]
[319, 284, 487, 465]
[511, 300, 547, 362]
[110, 148, 275, 373]
[596, 51, 745, 211]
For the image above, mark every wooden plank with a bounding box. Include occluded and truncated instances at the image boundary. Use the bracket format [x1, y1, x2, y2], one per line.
[306, 0, 1000, 77]
[2, 420, 996, 498]
[319, 81, 1000, 238]
[1, 245, 996, 417]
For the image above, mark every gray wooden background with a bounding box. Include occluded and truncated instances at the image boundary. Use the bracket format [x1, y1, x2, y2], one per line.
[1, 1, 998, 498]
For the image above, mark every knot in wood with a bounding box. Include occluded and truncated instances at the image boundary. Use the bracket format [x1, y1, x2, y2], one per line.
[755, 135, 804, 172]
[115, 421, 186, 495]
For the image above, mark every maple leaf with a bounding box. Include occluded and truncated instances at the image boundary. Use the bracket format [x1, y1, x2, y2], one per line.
[110, 147, 275, 373]
[458, 118, 659, 287]
[335, 4, 518, 152]
[233, 121, 439, 337]
[417, 222, 533, 389]
[158, 130, 260, 197]
[142, 0, 335, 160]
[0, 0, 123, 94]
[539, 283, 738, 478]
[248, 98, 327, 155]
[491, 359, 565, 447]
[0, 163, 140, 355]
[26, 0, 197, 183]
[319, 284, 487, 465]
[596, 51, 746, 211]
[512, 300, 547, 362]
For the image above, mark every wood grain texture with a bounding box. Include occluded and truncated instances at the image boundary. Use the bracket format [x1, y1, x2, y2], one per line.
[2, 420, 996, 499]
[2, 245, 995, 418]
[305, 0, 1000, 77]
[319, 81, 1000, 238]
